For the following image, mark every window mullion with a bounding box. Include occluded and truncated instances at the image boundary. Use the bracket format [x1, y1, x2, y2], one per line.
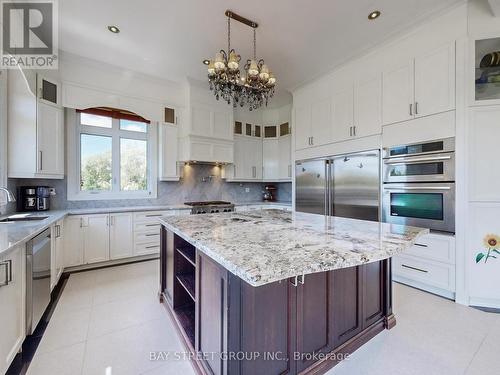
[112, 118, 121, 193]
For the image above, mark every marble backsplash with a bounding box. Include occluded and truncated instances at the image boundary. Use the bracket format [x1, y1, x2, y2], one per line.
[1, 164, 291, 214]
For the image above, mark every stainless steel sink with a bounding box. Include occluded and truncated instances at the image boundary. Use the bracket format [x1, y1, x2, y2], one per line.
[0, 214, 49, 223]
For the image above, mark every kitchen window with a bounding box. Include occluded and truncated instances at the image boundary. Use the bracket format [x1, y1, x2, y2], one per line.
[67, 108, 157, 200]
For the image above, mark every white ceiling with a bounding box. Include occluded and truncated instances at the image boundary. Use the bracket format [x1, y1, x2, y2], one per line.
[59, 0, 463, 98]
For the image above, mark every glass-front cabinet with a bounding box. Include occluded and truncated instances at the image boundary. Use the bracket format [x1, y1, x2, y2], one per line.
[474, 37, 500, 104]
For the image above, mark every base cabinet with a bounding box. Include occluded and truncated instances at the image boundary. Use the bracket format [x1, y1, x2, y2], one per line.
[161, 231, 391, 375]
[0, 245, 25, 374]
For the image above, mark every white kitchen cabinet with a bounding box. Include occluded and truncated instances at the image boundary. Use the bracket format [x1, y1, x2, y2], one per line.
[133, 211, 171, 256]
[110, 213, 134, 260]
[382, 61, 415, 126]
[468, 106, 500, 201]
[0, 245, 25, 374]
[393, 233, 456, 299]
[50, 220, 64, 290]
[263, 139, 280, 180]
[227, 136, 262, 181]
[354, 74, 383, 138]
[37, 102, 64, 176]
[414, 43, 455, 118]
[278, 135, 292, 180]
[8, 68, 64, 179]
[248, 138, 263, 180]
[179, 136, 233, 164]
[311, 99, 333, 146]
[382, 42, 455, 126]
[158, 122, 180, 181]
[331, 85, 354, 142]
[84, 214, 110, 264]
[294, 105, 312, 150]
[189, 106, 232, 141]
[64, 216, 85, 268]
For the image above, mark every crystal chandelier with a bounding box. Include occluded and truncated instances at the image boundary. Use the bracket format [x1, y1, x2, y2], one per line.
[205, 10, 276, 111]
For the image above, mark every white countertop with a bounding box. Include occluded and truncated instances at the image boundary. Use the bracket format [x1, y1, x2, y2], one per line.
[0, 201, 292, 256]
[159, 209, 428, 287]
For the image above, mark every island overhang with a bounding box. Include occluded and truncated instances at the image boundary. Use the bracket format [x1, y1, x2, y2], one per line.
[158, 209, 429, 287]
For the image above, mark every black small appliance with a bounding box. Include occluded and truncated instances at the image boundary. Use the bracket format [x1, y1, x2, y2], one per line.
[17, 186, 51, 211]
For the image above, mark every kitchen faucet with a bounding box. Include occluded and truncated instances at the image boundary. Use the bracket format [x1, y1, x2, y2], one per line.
[0, 187, 16, 202]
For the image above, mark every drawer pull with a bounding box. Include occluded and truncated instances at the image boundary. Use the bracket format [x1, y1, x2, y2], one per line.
[145, 224, 159, 227]
[145, 245, 158, 249]
[145, 214, 162, 217]
[401, 264, 428, 273]
[414, 243, 428, 248]
[145, 233, 159, 237]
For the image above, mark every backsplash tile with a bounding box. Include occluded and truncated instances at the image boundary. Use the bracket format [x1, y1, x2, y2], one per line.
[7, 164, 291, 211]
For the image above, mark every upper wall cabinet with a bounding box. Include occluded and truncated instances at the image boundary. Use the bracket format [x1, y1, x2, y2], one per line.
[179, 81, 234, 163]
[382, 42, 455, 126]
[158, 121, 180, 181]
[8, 68, 64, 179]
[331, 85, 354, 143]
[354, 74, 383, 138]
[294, 74, 383, 152]
[382, 61, 415, 125]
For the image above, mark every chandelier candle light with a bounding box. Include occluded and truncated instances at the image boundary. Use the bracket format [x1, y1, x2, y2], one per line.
[205, 10, 276, 111]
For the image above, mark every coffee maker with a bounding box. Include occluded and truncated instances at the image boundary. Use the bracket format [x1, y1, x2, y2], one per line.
[17, 186, 51, 211]
[262, 185, 277, 202]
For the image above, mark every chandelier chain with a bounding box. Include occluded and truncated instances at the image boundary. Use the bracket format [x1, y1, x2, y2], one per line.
[227, 16, 231, 53]
[253, 28, 256, 60]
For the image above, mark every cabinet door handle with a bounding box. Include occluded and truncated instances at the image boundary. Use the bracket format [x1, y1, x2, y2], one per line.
[39, 151, 43, 171]
[409, 103, 413, 116]
[80, 218, 83, 228]
[415, 102, 419, 115]
[414, 243, 428, 248]
[349, 126, 352, 137]
[298, 274, 305, 285]
[290, 276, 298, 287]
[311, 136, 314, 145]
[353, 126, 356, 137]
[401, 264, 428, 273]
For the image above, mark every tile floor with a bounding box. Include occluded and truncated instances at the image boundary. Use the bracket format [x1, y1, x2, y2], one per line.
[26, 260, 500, 375]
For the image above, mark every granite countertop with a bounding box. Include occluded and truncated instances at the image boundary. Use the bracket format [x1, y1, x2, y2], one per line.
[159, 209, 429, 287]
[0, 202, 293, 256]
[0, 211, 68, 256]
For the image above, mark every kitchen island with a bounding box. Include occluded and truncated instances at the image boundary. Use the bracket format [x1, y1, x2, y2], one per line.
[158, 209, 427, 375]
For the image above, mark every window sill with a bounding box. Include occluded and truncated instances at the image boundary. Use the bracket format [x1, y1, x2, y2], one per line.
[67, 191, 158, 201]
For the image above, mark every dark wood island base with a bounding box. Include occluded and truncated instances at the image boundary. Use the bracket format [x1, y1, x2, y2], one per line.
[159, 227, 396, 375]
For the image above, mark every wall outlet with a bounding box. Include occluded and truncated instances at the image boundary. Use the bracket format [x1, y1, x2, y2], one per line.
[245, 187, 250, 193]
[49, 188, 56, 196]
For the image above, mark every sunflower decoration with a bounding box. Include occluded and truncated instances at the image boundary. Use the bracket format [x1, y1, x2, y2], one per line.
[476, 234, 500, 263]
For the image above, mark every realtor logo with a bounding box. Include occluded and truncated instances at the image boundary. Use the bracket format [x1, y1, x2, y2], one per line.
[1, 0, 58, 68]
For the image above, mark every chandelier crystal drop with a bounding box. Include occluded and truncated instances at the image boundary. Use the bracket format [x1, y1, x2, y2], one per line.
[205, 11, 276, 111]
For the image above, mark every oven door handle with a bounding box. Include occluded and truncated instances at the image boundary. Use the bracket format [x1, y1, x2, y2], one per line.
[384, 155, 452, 165]
[383, 186, 451, 191]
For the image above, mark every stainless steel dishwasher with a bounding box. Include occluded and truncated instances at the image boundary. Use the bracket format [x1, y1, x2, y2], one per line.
[26, 228, 51, 335]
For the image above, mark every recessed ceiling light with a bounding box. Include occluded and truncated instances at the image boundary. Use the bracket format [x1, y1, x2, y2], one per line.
[107, 25, 120, 33]
[202, 59, 210, 65]
[368, 10, 381, 20]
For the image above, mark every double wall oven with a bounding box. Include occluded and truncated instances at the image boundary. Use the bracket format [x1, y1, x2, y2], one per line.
[382, 138, 455, 233]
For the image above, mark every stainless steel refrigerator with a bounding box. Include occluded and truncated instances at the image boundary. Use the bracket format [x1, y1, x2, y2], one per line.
[295, 150, 380, 222]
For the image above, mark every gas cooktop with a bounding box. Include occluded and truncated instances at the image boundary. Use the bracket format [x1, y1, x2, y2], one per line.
[184, 201, 232, 206]
[184, 201, 234, 214]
